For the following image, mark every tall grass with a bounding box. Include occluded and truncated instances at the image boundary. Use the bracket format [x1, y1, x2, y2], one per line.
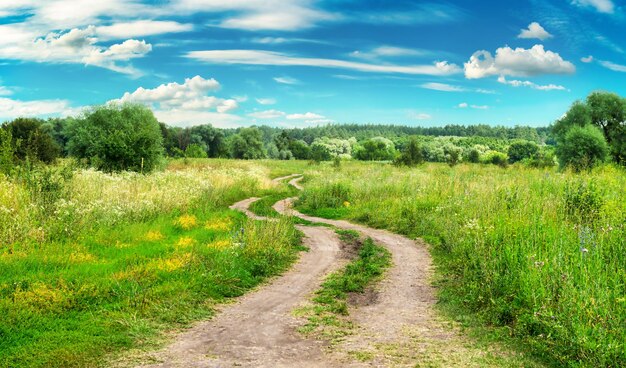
[297, 162, 625, 367]
[0, 159, 301, 367]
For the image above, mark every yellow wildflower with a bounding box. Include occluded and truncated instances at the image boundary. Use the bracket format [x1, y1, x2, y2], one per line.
[145, 230, 165, 241]
[175, 214, 198, 230]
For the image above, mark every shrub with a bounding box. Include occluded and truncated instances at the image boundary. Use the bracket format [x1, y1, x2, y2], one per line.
[556, 125, 608, 172]
[508, 140, 539, 163]
[66, 103, 164, 173]
[2, 118, 60, 164]
[185, 144, 208, 158]
[465, 148, 481, 163]
[444, 144, 463, 167]
[0, 128, 17, 175]
[482, 151, 509, 168]
[394, 137, 424, 167]
[564, 180, 604, 224]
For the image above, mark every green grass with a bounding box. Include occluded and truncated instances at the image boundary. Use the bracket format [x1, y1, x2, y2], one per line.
[297, 230, 391, 340]
[295, 162, 626, 367]
[0, 160, 305, 368]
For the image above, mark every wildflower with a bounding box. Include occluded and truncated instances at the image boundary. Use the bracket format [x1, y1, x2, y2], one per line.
[176, 237, 196, 248]
[580, 247, 589, 253]
[343, 201, 351, 207]
[145, 230, 164, 241]
[175, 214, 198, 230]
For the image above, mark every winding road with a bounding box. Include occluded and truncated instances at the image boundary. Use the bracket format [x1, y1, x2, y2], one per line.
[135, 175, 505, 367]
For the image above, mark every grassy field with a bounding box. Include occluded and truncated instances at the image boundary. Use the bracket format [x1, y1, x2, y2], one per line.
[0, 159, 302, 367]
[296, 161, 625, 367]
[1, 158, 624, 367]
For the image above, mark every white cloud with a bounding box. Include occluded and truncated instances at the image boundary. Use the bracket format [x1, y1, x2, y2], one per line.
[96, 20, 193, 40]
[0, 26, 152, 76]
[581, 55, 594, 63]
[286, 112, 325, 120]
[571, 0, 615, 13]
[420, 82, 496, 94]
[274, 76, 300, 85]
[497, 76, 567, 91]
[351, 45, 431, 60]
[420, 82, 464, 92]
[464, 45, 575, 79]
[600, 60, 626, 72]
[187, 50, 461, 76]
[256, 98, 276, 105]
[0, 97, 71, 120]
[408, 112, 432, 120]
[112, 76, 240, 124]
[457, 102, 489, 109]
[518, 22, 553, 41]
[0, 87, 13, 96]
[248, 109, 285, 119]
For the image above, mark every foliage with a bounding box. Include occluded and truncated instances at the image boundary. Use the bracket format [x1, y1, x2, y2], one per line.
[66, 104, 164, 173]
[508, 140, 539, 163]
[0, 128, 18, 175]
[444, 144, 463, 166]
[184, 143, 208, 158]
[353, 137, 396, 161]
[2, 118, 60, 164]
[230, 127, 266, 159]
[482, 151, 509, 168]
[556, 125, 609, 172]
[289, 139, 311, 160]
[394, 136, 424, 167]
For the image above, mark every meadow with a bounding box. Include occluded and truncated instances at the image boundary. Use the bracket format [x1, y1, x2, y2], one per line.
[296, 161, 625, 367]
[0, 159, 302, 367]
[0, 158, 624, 367]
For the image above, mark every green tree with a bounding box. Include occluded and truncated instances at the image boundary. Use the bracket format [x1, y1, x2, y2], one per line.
[66, 103, 164, 172]
[556, 125, 609, 172]
[3, 118, 60, 164]
[444, 144, 463, 166]
[289, 139, 311, 160]
[230, 127, 266, 159]
[508, 140, 539, 163]
[0, 128, 18, 175]
[185, 143, 208, 158]
[310, 142, 332, 162]
[354, 137, 396, 161]
[394, 137, 424, 167]
[586, 91, 626, 164]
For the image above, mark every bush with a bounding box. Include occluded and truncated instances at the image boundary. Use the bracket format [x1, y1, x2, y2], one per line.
[564, 180, 604, 224]
[66, 103, 164, 172]
[0, 128, 17, 175]
[482, 151, 508, 168]
[2, 118, 60, 164]
[465, 148, 481, 163]
[185, 144, 208, 158]
[444, 144, 463, 166]
[556, 125, 608, 172]
[508, 140, 539, 163]
[394, 137, 424, 167]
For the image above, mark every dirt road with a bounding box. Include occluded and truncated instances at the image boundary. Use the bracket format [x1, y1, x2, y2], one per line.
[135, 175, 519, 367]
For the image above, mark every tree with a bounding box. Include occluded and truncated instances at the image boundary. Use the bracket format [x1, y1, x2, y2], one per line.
[3, 117, 60, 164]
[66, 103, 164, 172]
[443, 144, 463, 166]
[394, 137, 424, 167]
[310, 142, 332, 162]
[0, 128, 17, 175]
[230, 127, 266, 159]
[185, 143, 208, 158]
[508, 140, 539, 163]
[289, 139, 311, 160]
[586, 91, 626, 164]
[354, 137, 396, 161]
[556, 125, 608, 172]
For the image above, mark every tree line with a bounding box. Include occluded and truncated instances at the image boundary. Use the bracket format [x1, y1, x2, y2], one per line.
[0, 91, 623, 174]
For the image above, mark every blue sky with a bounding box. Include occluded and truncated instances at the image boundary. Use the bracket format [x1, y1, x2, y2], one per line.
[0, 0, 625, 128]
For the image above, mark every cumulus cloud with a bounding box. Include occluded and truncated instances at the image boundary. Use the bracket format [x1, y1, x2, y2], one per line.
[111, 76, 240, 126]
[96, 20, 193, 40]
[458, 102, 468, 108]
[497, 76, 567, 91]
[464, 45, 575, 79]
[0, 97, 71, 119]
[518, 22, 553, 41]
[571, 0, 615, 13]
[0, 26, 152, 76]
[247, 109, 327, 122]
[0, 87, 13, 96]
[187, 50, 461, 76]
